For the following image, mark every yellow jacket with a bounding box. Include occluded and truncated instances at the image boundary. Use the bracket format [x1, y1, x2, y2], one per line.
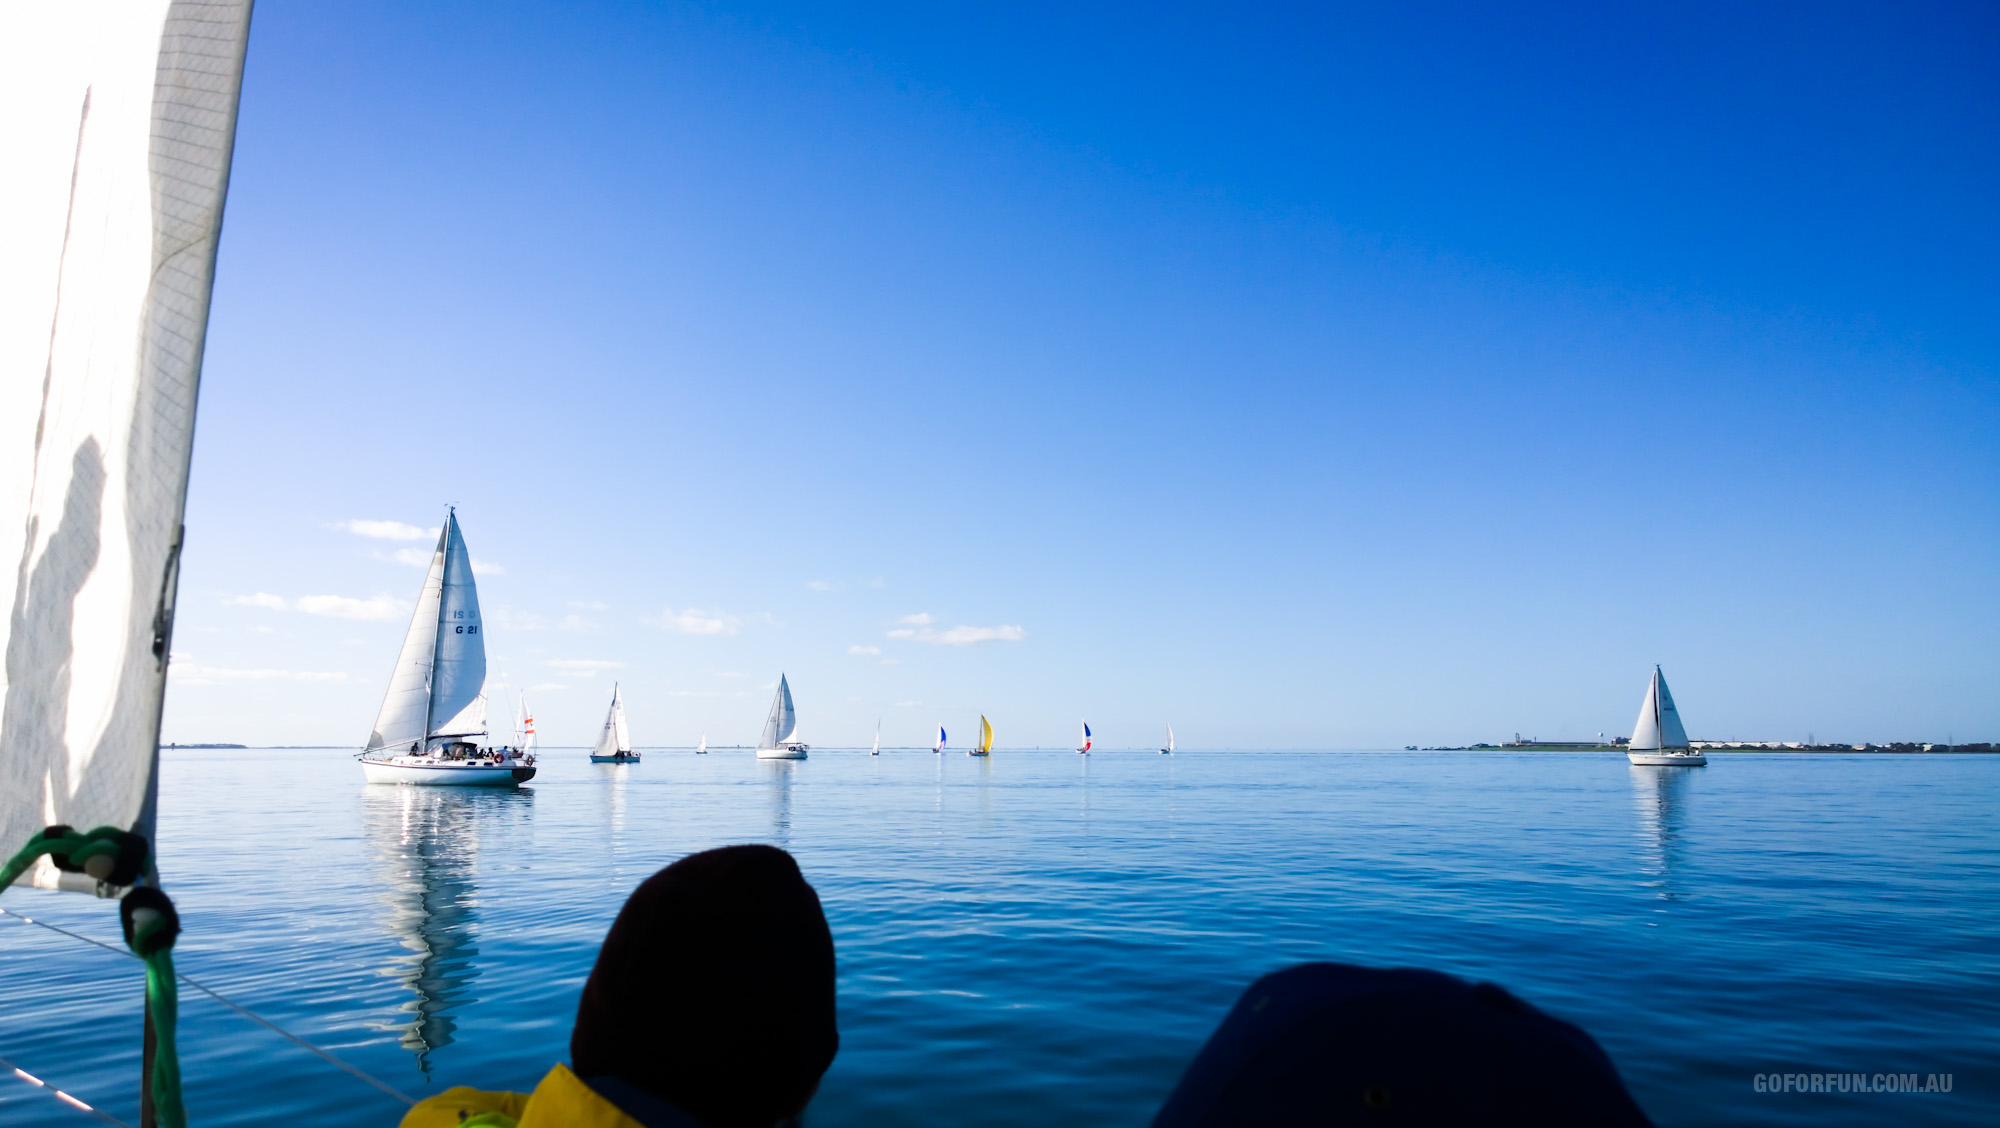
[398, 1063, 646, 1128]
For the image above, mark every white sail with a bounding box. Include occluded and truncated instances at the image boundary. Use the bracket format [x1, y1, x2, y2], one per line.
[696, 733, 706, 755]
[594, 684, 630, 757]
[1629, 667, 1685, 750]
[1166, 723, 1175, 752]
[515, 693, 536, 753]
[871, 720, 881, 755]
[365, 512, 488, 751]
[427, 515, 486, 737]
[758, 674, 797, 748]
[0, 1, 254, 884]
[1656, 669, 1689, 748]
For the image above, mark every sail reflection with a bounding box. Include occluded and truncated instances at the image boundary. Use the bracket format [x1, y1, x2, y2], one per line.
[363, 784, 533, 1078]
[764, 759, 796, 845]
[1629, 765, 1692, 901]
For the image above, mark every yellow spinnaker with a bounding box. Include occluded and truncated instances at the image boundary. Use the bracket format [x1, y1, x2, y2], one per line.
[979, 715, 994, 754]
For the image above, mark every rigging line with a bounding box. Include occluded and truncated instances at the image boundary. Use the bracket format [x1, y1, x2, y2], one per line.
[0, 908, 416, 1107]
[0, 1050, 133, 1128]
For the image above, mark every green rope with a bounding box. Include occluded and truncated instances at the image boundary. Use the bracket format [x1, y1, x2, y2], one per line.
[4, 828, 184, 1128]
[140, 948, 185, 1128]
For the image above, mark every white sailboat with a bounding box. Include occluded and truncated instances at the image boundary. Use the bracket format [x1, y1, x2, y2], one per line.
[934, 725, 947, 753]
[590, 683, 638, 763]
[1077, 720, 1092, 754]
[1627, 666, 1705, 766]
[0, 5, 256, 1120]
[696, 732, 708, 755]
[755, 673, 809, 759]
[516, 693, 538, 758]
[358, 512, 534, 785]
[871, 720, 882, 756]
[1160, 723, 1175, 754]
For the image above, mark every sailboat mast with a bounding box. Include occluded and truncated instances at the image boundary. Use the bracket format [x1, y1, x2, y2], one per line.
[420, 510, 453, 752]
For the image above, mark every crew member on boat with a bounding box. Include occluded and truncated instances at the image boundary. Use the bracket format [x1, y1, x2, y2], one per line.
[399, 845, 837, 1128]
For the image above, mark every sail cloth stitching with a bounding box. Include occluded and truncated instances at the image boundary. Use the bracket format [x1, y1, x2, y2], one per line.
[0, 1049, 135, 1127]
[0, 906, 418, 1107]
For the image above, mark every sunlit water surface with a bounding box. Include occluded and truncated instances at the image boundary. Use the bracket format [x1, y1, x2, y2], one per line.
[2, 749, 1995, 1126]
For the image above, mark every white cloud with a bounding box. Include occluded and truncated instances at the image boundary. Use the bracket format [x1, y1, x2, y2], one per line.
[296, 594, 406, 621]
[529, 682, 568, 692]
[892, 699, 920, 708]
[337, 519, 432, 541]
[248, 625, 275, 635]
[806, 580, 836, 592]
[715, 671, 748, 679]
[568, 600, 608, 611]
[557, 614, 599, 633]
[897, 612, 935, 626]
[490, 608, 547, 632]
[228, 592, 287, 610]
[380, 548, 433, 568]
[645, 607, 741, 636]
[545, 659, 621, 676]
[886, 622, 1026, 646]
[847, 645, 881, 657]
[471, 558, 504, 575]
[170, 655, 351, 687]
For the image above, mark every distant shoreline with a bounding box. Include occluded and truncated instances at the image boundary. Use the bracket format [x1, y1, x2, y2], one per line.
[1448, 742, 1996, 754]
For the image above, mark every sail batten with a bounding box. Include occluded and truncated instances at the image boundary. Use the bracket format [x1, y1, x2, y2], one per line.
[0, 1, 254, 883]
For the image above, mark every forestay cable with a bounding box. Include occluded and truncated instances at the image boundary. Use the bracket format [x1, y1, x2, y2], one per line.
[0, 907, 416, 1107]
[0, 1050, 133, 1128]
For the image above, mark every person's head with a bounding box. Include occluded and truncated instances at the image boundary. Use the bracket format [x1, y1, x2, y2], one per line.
[1152, 962, 1652, 1128]
[572, 844, 838, 1128]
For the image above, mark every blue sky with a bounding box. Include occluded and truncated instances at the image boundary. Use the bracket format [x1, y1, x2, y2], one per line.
[163, 1, 1999, 748]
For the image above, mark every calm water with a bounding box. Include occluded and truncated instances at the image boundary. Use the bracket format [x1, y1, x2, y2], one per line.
[1, 749, 1994, 1126]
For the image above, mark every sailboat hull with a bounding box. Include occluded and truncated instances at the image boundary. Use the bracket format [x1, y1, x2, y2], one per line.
[361, 758, 534, 786]
[1627, 751, 1706, 766]
[589, 754, 640, 763]
[757, 747, 807, 760]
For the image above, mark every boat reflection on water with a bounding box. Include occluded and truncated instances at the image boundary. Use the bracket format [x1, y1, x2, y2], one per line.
[1629, 764, 1692, 902]
[764, 758, 797, 845]
[363, 783, 534, 1079]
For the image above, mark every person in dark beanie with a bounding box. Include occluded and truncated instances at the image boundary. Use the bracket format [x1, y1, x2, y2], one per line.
[398, 844, 838, 1128]
[1151, 963, 1652, 1128]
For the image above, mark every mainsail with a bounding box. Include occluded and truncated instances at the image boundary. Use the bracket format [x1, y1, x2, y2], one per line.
[1629, 666, 1690, 751]
[758, 674, 797, 748]
[595, 684, 631, 757]
[0, 0, 255, 888]
[365, 512, 488, 753]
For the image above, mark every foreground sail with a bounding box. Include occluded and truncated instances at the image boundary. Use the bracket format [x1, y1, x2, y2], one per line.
[1627, 666, 1705, 766]
[0, 5, 256, 1123]
[590, 683, 638, 763]
[755, 673, 808, 759]
[358, 512, 534, 785]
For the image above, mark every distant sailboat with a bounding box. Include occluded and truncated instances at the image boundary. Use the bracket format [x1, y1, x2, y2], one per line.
[590, 683, 639, 763]
[1076, 720, 1092, 755]
[934, 726, 947, 754]
[359, 512, 535, 786]
[516, 693, 538, 759]
[968, 715, 994, 757]
[1160, 723, 1175, 754]
[871, 720, 882, 756]
[1627, 666, 1705, 766]
[756, 674, 809, 759]
[696, 732, 708, 755]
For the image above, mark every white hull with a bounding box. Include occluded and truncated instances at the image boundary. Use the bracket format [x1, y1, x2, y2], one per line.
[757, 747, 807, 760]
[361, 757, 534, 786]
[1627, 751, 1706, 766]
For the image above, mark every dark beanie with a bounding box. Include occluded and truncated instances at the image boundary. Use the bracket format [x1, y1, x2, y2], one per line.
[571, 845, 838, 1128]
[1152, 963, 1652, 1128]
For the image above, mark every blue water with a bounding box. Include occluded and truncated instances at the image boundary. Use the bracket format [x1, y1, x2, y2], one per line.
[1, 749, 1994, 1126]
